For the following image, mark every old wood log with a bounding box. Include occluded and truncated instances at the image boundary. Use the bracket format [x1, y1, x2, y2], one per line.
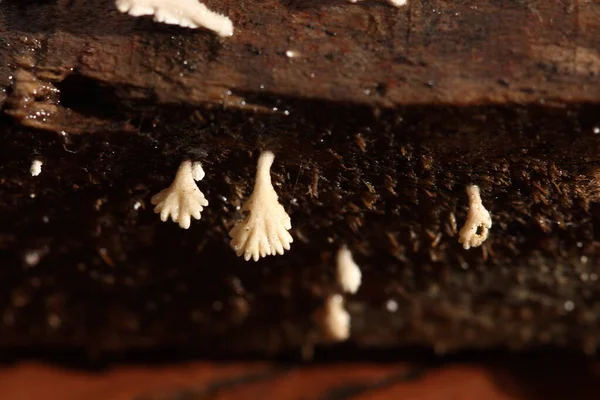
[0, 0, 600, 357]
[2, 0, 600, 134]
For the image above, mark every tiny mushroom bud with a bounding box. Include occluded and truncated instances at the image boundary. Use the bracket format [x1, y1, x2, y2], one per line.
[229, 151, 293, 261]
[318, 295, 351, 342]
[336, 246, 362, 294]
[346, 0, 407, 7]
[115, 0, 234, 37]
[387, 0, 407, 6]
[30, 160, 43, 177]
[151, 160, 208, 229]
[458, 185, 492, 250]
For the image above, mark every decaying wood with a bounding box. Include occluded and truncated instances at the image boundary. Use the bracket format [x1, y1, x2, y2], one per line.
[0, 0, 600, 358]
[1, 0, 600, 133]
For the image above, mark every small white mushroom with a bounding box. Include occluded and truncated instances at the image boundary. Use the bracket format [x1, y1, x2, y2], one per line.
[387, 0, 407, 6]
[115, 0, 233, 37]
[30, 160, 43, 177]
[319, 295, 351, 342]
[336, 246, 362, 294]
[151, 160, 208, 229]
[386, 299, 398, 312]
[458, 185, 492, 250]
[346, 0, 407, 7]
[229, 151, 293, 262]
[285, 50, 300, 58]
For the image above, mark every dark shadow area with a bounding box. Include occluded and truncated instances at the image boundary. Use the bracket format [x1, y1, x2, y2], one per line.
[55, 74, 128, 121]
[489, 355, 600, 400]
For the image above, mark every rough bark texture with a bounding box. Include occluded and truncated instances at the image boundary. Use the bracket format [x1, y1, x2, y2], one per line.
[1, 0, 600, 358]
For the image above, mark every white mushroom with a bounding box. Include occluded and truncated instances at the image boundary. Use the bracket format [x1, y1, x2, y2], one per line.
[319, 295, 351, 342]
[336, 246, 362, 294]
[346, 0, 407, 7]
[30, 160, 43, 177]
[229, 151, 293, 261]
[458, 185, 492, 250]
[115, 0, 233, 37]
[151, 160, 208, 229]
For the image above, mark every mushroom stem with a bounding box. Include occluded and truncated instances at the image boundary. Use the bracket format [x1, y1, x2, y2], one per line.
[253, 151, 275, 194]
[458, 185, 492, 250]
[229, 151, 293, 261]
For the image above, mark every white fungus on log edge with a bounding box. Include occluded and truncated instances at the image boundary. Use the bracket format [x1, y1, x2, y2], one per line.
[115, 0, 234, 37]
[30, 160, 43, 177]
[318, 295, 351, 342]
[458, 185, 492, 250]
[229, 151, 293, 262]
[336, 246, 362, 294]
[387, 0, 408, 6]
[151, 160, 208, 229]
[346, 0, 407, 7]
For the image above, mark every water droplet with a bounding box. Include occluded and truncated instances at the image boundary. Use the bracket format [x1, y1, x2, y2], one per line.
[24, 250, 41, 267]
[386, 299, 398, 312]
[564, 300, 575, 312]
[3, 312, 15, 327]
[47, 313, 61, 329]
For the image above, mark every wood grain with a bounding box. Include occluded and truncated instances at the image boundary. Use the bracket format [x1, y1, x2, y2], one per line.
[0, 359, 598, 400]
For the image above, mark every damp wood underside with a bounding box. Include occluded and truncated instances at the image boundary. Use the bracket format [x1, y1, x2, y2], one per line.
[0, 0, 600, 357]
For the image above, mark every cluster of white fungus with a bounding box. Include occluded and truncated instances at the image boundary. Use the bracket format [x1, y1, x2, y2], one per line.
[115, 0, 233, 37]
[229, 151, 293, 262]
[336, 246, 362, 295]
[315, 247, 362, 342]
[151, 160, 208, 229]
[148, 158, 490, 263]
[458, 185, 492, 250]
